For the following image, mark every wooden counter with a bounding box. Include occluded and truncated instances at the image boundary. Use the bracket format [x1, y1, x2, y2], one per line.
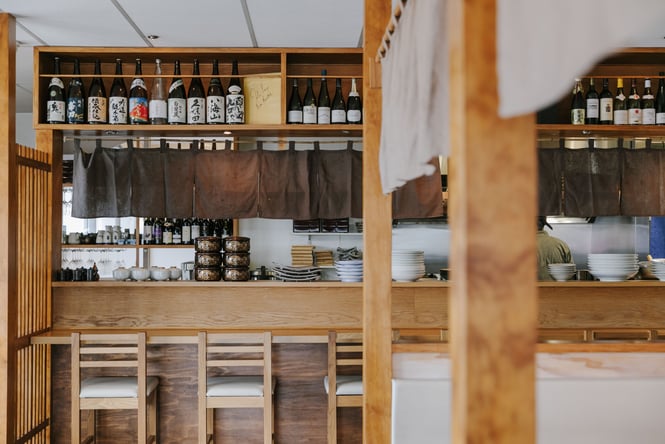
[52, 280, 665, 331]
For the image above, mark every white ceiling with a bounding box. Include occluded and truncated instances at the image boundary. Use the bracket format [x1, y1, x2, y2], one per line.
[0, 0, 369, 113]
[2, 0, 664, 114]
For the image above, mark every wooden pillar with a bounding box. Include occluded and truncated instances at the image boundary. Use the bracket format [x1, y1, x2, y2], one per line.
[447, 0, 537, 443]
[0, 12, 17, 443]
[362, 0, 392, 443]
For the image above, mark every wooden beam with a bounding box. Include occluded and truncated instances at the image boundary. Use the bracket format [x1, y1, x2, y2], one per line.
[448, 0, 537, 443]
[0, 12, 17, 443]
[363, 0, 392, 443]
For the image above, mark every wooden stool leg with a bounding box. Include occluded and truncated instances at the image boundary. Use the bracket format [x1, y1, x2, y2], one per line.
[206, 408, 213, 443]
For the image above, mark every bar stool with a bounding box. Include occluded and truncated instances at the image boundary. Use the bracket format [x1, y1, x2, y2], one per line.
[70, 332, 159, 444]
[198, 331, 274, 444]
[324, 330, 363, 444]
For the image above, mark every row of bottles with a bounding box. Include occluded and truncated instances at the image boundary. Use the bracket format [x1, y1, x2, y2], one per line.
[142, 218, 232, 245]
[287, 70, 362, 124]
[570, 75, 665, 125]
[46, 57, 244, 125]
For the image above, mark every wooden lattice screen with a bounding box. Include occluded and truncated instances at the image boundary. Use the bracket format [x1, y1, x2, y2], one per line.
[14, 144, 51, 443]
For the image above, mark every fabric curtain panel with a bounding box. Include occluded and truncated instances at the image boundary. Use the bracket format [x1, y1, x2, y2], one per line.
[350, 144, 363, 218]
[315, 142, 354, 219]
[162, 140, 195, 218]
[130, 143, 166, 217]
[72, 139, 132, 218]
[538, 149, 563, 216]
[194, 143, 259, 219]
[562, 148, 620, 217]
[621, 149, 665, 216]
[392, 157, 444, 219]
[258, 141, 315, 219]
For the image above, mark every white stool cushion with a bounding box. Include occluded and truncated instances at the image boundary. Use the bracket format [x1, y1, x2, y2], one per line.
[80, 376, 159, 398]
[324, 375, 363, 395]
[206, 375, 275, 397]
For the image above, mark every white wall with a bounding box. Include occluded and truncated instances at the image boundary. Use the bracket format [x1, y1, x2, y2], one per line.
[16, 113, 35, 147]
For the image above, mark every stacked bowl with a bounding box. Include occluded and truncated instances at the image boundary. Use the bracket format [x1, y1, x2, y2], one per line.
[547, 263, 577, 281]
[587, 253, 638, 282]
[648, 259, 665, 280]
[335, 259, 363, 282]
[392, 250, 425, 282]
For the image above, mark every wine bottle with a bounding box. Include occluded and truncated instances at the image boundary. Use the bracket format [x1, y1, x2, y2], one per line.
[168, 60, 187, 124]
[66, 58, 85, 124]
[187, 58, 206, 124]
[570, 78, 585, 125]
[331, 78, 346, 124]
[46, 56, 66, 124]
[641, 78, 656, 125]
[613, 78, 628, 125]
[302, 78, 317, 124]
[191, 218, 201, 241]
[162, 218, 174, 245]
[317, 69, 331, 124]
[87, 59, 107, 124]
[599, 78, 613, 125]
[225, 60, 244, 124]
[206, 59, 225, 124]
[108, 59, 128, 125]
[287, 79, 303, 124]
[152, 218, 164, 245]
[585, 78, 599, 124]
[149, 58, 167, 124]
[172, 218, 182, 245]
[628, 78, 642, 125]
[129, 58, 149, 124]
[143, 217, 153, 245]
[656, 73, 665, 125]
[182, 218, 192, 244]
[346, 78, 362, 124]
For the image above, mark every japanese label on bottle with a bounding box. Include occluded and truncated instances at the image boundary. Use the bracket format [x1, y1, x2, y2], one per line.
[599, 98, 613, 122]
[586, 99, 599, 119]
[614, 109, 628, 125]
[149, 100, 167, 121]
[206, 96, 225, 123]
[47, 100, 65, 123]
[318, 107, 331, 124]
[643, 108, 656, 125]
[571, 109, 585, 125]
[303, 105, 317, 124]
[87, 96, 107, 123]
[67, 97, 85, 123]
[629, 108, 642, 125]
[168, 98, 186, 124]
[187, 97, 206, 124]
[226, 88, 245, 124]
[288, 110, 303, 123]
[108, 97, 128, 124]
[129, 97, 149, 123]
[131, 78, 146, 91]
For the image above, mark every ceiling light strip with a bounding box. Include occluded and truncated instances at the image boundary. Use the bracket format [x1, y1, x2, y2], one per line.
[240, 0, 258, 48]
[110, 0, 153, 47]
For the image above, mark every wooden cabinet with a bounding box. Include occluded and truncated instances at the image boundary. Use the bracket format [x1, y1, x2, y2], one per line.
[34, 46, 363, 137]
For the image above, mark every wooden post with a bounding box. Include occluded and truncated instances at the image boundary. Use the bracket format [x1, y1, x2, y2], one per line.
[448, 0, 537, 443]
[363, 0, 392, 443]
[0, 12, 17, 443]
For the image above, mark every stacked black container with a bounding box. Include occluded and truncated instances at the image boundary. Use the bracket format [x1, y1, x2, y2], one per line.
[222, 236, 251, 281]
[194, 236, 222, 281]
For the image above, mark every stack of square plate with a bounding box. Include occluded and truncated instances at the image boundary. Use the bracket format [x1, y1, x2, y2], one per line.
[271, 264, 321, 282]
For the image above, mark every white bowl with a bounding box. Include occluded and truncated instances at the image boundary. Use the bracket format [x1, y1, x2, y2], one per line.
[112, 267, 131, 281]
[168, 266, 182, 280]
[130, 267, 150, 281]
[150, 267, 171, 281]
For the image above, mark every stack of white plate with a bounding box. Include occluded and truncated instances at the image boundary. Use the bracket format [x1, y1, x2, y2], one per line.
[392, 250, 425, 282]
[335, 259, 363, 282]
[271, 264, 321, 282]
[649, 259, 665, 280]
[587, 253, 638, 282]
[547, 263, 577, 281]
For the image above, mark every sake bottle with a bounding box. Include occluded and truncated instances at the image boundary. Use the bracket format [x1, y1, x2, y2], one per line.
[167, 60, 187, 124]
[129, 58, 149, 124]
[87, 59, 107, 124]
[206, 59, 225, 124]
[46, 56, 66, 124]
[187, 58, 206, 124]
[108, 59, 128, 125]
[66, 58, 86, 124]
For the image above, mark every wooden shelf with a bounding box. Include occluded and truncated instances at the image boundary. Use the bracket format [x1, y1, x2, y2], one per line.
[537, 124, 665, 139]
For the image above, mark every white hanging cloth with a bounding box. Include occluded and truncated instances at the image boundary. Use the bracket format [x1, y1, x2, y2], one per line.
[379, 0, 665, 194]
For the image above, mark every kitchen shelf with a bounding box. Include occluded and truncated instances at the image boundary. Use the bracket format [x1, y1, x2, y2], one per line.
[292, 232, 363, 236]
[537, 124, 665, 139]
